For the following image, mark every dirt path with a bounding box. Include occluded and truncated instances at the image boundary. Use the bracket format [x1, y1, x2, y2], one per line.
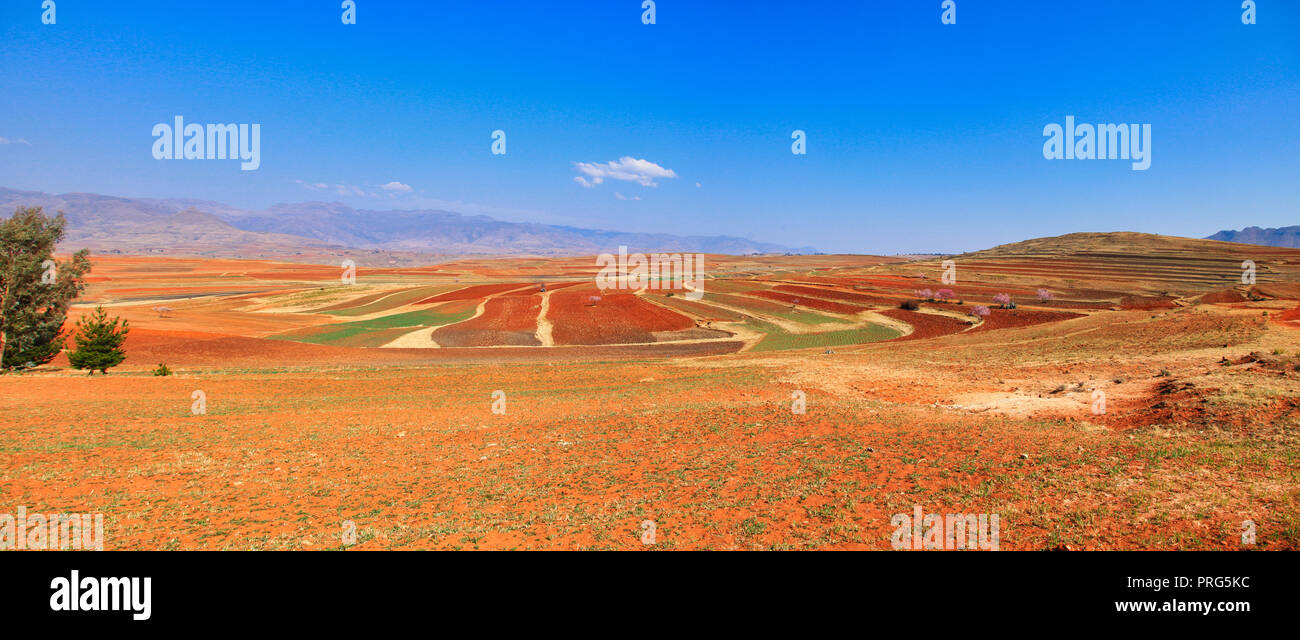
[535, 290, 555, 346]
[380, 325, 441, 349]
[379, 297, 490, 348]
[380, 289, 539, 349]
[863, 311, 914, 337]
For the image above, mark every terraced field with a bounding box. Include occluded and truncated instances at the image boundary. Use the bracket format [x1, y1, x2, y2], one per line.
[548, 287, 695, 345]
[317, 285, 459, 316]
[701, 292, 846, 325]
[432, 295, 542, 347]
[644, 293, 749, 323]
[416, 283, 534, 303]
[746, 319, 900, 352]
[746, 289, 869, 315]
[9, 234, 1300, 550]
[268, 301, 479, 346]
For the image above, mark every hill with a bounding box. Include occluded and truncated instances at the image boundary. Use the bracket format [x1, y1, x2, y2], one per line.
[0, 187, 813, 260]
[1206, 226, 1300, 248]
[936, 231, 1300, 295]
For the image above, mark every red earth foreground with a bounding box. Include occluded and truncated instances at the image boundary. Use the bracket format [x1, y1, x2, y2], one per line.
[4, 236, 1299, 550]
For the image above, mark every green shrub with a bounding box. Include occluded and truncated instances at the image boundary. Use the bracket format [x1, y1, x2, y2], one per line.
[67, 306, 129, 375]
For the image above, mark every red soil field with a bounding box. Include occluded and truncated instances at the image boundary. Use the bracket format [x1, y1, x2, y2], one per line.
[646, 295, 749, 322]
[1028, 299, 1116, 310]
[432, 295, 542, 347]
[772, 284, 899, 305]
[879, 309, 972, 340]
[747, 290, 867, 315]
[1119, 295, 1179, 310]
[548, 288, 693, 345]
[700, 279, 769, 293]
[969, 308, 1085, 332]
[242, 269, 350, 280]
[800, 275, 919, 288]
[46, 327, 742, 369]
[313, 288, 415, 311]
[1198, 289, 1248, 304]
[503, 281, 582, 295]
[416, 283, 533, 304]
[103, 285, 270, 296]
[15, 247, 1300, 551]
[1275, 303, 1300, 328]
[703, 292, 795, 314]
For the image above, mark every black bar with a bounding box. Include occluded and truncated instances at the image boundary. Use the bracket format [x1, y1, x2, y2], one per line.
[0, 551, 1287, 629]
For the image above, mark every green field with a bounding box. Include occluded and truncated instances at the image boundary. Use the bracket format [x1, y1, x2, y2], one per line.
[746, 319, 900, 352]
[269, 302, 479, 346]
[704, 292, 843, 325]
[319, 285, 458, 316]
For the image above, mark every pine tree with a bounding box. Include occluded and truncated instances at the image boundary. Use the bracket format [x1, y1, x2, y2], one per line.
[68, 306, 129, 375]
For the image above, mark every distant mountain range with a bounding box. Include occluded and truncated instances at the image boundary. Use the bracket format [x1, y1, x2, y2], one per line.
[0, 187, 814, 262]
[1205, 226, 1300, 248]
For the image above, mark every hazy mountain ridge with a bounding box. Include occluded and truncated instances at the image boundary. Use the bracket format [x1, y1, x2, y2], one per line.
[0, 187, 812, 258]
[1206, 226, 1300, 248]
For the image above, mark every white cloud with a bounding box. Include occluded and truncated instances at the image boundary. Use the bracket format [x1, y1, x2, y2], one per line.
[296, 180, 412, 198]
[378, 181, 413, 193]
[0, 137, 31, 145]
[614, 192, 641, 201]
[573, 156, 678, 188]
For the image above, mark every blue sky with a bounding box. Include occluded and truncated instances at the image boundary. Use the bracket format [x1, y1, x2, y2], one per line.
[1, 0, 1297, 254]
